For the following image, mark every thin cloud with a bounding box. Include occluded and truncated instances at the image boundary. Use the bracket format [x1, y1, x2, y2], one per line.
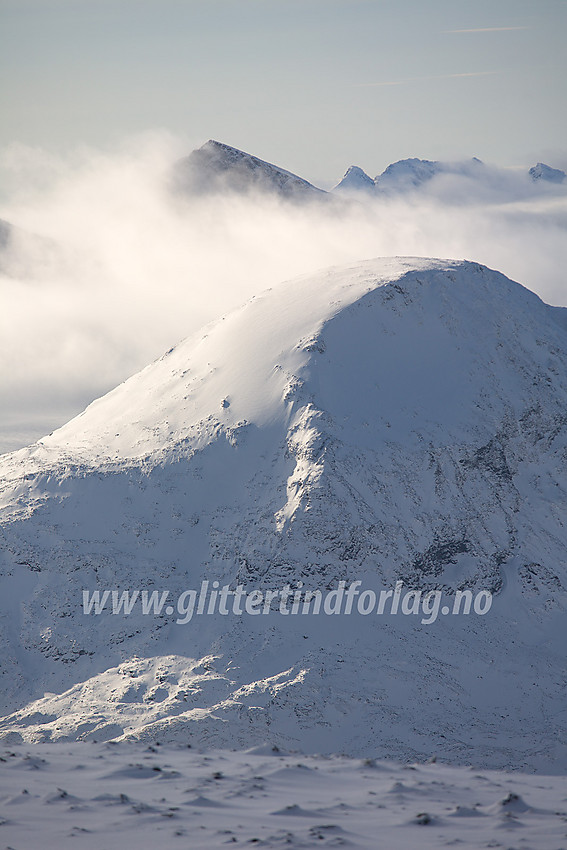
[355, 80, 405, 88]
[442, 71, 500, 78]
[357, 70, 501, 87]
[443, 26, 530, 33]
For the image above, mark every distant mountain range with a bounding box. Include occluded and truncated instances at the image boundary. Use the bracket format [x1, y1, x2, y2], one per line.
[2, 144, 564, 273]
[168, 139, 566, 199]
[333, 156, 566, 195]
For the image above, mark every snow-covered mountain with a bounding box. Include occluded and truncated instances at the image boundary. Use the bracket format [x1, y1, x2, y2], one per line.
[0, 258, 566, 771]
[333, 156, 567, 196]
[170, 143, 567, 203]
[332, 157, 486, 194]
[529, 162, 566, 183]
[376, 157, 452, 190]
[171, 139, 326, 199]
[332, 165, 375, 194]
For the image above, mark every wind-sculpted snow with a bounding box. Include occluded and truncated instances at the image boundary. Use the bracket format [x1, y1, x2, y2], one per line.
[0, 258, 566, 770]
[0, 741, 567, 850]
[0, 743, 566, 848]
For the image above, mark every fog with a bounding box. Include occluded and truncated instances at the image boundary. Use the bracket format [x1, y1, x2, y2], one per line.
[1, 134, 566, 453]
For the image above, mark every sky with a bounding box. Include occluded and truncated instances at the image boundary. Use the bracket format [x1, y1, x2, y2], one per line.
[1, 0, 567, 184]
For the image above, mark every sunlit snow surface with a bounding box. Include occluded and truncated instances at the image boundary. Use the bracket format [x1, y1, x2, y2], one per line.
[0, 258, 566, 772]
[1, 743, 566, 849]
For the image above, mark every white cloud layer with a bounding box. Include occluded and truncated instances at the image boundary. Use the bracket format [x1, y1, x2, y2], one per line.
[1, 134, 566, 452]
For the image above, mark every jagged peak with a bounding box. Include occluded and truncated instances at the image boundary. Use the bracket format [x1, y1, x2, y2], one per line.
[332, 165, 375, 193]
[172, 139, 325, 199]
[529, 162, 566, 183]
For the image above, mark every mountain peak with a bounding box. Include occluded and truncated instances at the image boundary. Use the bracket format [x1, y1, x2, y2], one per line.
[529, 162, 566, 183]
[8, 257, 557, 469]
[332, 156, 487, 195]
[332, 165, 375, 194]
[171, 139, 326, 199]
[375, 158, 442, 189]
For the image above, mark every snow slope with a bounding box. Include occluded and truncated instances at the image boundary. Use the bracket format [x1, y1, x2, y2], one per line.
[1, 743, 566, 849]
[0, 258, 566, 770]
[171, 139, 326, 199]
[332, 165, 375, 194]
[376, 157, 451, 190]
[529, 162, 566, 183]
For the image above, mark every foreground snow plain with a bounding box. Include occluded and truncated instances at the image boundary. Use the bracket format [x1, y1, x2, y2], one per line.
[1, 743, 566, 849]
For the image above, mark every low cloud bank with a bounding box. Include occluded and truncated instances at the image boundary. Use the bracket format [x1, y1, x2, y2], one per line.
[1, 135, 566, 452]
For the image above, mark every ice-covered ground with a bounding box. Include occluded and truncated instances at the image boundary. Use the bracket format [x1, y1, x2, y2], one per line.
[0, 742, 566, 849]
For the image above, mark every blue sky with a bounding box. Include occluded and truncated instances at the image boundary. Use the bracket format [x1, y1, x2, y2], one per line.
[1, 0, 566, 183]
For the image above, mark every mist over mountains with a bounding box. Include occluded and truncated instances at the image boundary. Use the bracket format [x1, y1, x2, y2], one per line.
[171, 139, 326, 200]
[163, 137, 567, 200]
[168, 138, 567, 200]
[1, 136, 567, 457]
[334, 155, 566, 195]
